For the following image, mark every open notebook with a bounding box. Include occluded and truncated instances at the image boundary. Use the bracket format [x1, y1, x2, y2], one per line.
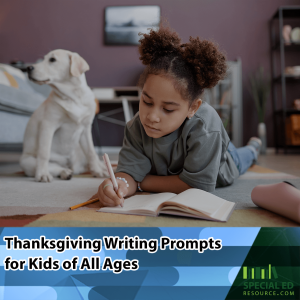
[98, 188, 236, 222]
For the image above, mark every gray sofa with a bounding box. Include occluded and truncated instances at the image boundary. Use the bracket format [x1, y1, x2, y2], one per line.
[0, 64, 51, 151]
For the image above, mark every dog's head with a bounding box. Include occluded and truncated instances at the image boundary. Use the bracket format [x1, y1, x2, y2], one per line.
[27, 49, 89, 85]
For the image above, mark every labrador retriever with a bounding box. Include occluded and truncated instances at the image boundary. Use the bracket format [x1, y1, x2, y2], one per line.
[20, 49, 108, 182]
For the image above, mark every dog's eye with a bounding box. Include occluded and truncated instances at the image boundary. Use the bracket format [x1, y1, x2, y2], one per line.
[49, 57, 56, 63]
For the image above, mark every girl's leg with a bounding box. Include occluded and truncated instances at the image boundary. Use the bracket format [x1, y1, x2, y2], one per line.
[227, 141, 257, 175]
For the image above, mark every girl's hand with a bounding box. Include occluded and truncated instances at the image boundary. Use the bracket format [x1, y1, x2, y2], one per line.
[97, 178, 128, 207]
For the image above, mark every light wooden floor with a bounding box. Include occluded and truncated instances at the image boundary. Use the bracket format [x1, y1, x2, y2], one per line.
[0, 152, 299, 177]
[258, 154, 300, 177]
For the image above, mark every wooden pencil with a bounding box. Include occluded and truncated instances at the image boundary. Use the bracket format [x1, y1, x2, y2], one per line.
[69, 197, 99, 210]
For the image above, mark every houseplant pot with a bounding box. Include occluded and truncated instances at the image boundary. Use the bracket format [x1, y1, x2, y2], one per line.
[250, 67, 270, 154]
[258, 122, 267, 154]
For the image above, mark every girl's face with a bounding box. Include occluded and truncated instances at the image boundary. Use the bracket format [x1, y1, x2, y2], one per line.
[139, 74, 201, 138]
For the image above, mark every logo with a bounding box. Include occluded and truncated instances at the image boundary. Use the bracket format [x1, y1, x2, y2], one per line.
[242, 264, 294, 298]
[243, 264, 278, 280]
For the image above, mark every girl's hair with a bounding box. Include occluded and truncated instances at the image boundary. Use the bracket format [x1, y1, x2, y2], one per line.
[138, 26, 227, 104]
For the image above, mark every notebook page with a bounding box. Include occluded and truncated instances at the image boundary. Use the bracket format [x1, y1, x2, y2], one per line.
[168, 188, 231, 217]
[99, 192, 176, 214]
[211, 201, 236, 221]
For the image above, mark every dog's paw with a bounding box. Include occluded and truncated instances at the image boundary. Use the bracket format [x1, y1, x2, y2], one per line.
[60, 168, 73, 180]
[90, 161, 109, 178]
[90, 168, 106, 178]
[35, 172, 53, 183]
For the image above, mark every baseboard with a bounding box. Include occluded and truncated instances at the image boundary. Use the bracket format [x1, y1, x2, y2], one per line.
[94, 146, 122, 155]
[96, 146, 278, 155]
[0, 143, 23, 152]
[266, 147, 276, 154]
[265, 147, 300, 154]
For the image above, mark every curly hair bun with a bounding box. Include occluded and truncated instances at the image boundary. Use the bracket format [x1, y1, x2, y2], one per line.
[138, 27, 181, 65]
[181, 37, 227, 89]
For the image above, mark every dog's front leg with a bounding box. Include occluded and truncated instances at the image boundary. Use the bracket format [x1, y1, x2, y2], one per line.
[35, 121, 56, 182]
[79, 127, 108, 177]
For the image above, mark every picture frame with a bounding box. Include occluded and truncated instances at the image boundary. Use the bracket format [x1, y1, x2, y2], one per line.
[104, 5, 161, 45]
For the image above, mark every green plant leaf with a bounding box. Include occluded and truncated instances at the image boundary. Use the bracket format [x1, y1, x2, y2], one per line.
[249, 66, 270, 123]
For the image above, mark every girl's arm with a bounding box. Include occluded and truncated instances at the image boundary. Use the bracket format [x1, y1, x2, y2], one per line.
[114, 172, 138, 196]
[92, 173, 190, 207]
[90, 172, 137, 207]
[140, 175, 191, 194]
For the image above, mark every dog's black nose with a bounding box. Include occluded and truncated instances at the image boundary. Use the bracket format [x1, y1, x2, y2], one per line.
[27, 66, 34, 73]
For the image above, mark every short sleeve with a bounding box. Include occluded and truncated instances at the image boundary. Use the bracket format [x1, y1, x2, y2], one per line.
[116, 118, 152, 182]
[179, 131, 222, 192]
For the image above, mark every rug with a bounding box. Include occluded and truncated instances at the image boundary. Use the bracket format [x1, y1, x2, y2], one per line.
[24, 207, 299, 227]
[1, 165, 299, 227]
[0, 174, 103, 216]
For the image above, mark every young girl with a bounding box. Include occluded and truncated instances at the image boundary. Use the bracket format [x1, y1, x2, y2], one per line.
[92, 26, 261, 207]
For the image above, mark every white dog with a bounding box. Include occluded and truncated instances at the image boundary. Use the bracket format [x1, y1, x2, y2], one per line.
[20, 49, 108, 182]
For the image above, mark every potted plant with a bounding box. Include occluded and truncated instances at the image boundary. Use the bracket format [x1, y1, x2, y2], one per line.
[249, 67, 270, 154]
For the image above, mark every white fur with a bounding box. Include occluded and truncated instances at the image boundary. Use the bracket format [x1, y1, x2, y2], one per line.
[20, 49, 108, 182]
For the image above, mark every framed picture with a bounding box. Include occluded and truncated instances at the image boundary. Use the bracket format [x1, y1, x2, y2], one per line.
[104, 5, 160, 45]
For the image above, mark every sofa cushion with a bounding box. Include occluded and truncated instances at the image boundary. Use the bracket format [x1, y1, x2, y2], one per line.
[0, 64, 45, 115]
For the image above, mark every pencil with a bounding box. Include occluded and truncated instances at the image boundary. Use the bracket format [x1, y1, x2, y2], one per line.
[69, 197, 99, 210]
[103, 153, 123, 207]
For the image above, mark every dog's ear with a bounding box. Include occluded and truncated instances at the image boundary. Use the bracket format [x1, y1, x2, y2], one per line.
[70, 53, 90, 77]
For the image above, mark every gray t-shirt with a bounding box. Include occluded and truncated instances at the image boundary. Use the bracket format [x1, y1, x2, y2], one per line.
[116, 102, 239, 192]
